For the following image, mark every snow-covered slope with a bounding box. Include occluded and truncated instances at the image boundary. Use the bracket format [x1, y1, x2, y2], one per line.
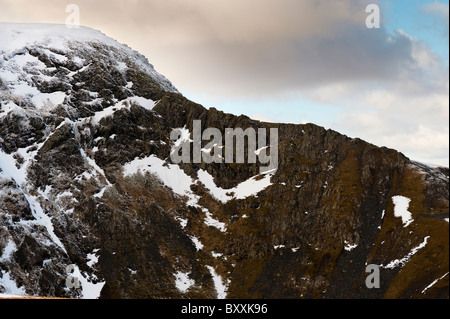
[0, 23, 180, 299]
[0, 23, 178, 106]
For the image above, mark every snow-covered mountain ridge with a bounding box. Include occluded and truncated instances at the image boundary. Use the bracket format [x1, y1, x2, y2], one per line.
[0, 23, 178, 96]
[0, 23, 448, 299]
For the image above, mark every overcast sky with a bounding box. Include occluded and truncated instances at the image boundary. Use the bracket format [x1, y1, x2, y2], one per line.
[0, 0, 448, 166]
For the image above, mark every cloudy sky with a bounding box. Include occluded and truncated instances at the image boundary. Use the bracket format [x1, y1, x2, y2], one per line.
[1, 0, 449, 166]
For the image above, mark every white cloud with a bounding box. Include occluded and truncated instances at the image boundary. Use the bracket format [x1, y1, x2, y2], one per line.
[422, 1, 450, 21]
[422, 1, 450, 37]
[331, 85, 449, 166]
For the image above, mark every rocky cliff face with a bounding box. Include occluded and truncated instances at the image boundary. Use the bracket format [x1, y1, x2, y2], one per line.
[0, 23, 448, 299]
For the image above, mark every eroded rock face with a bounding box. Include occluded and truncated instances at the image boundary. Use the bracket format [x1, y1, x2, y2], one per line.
[0, 24, 448, 299]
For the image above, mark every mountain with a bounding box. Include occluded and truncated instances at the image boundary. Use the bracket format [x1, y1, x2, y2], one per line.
[0, 23, 448, 299]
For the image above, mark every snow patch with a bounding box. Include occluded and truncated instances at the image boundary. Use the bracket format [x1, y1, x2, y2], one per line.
[86, 249, 100, 268]
[381, 236, 430, 269]
[0, 149, 28, 186]
[211, 251, 223, 259]
[176, 216, 188, 229]
[392, 196, 414, 227]
[0, 271, 26, 295]
[0, 240, 17, 262]
[206, 265, 229, 299]
[128, 96, 156, 111]
[174, 271, 195, 293]
[421, 272, 449, 294]
[204, 210, 227, 233]
[190, 236, 204, 251]
[122, 155, 198, 205]
[197, 169, 274, 204]
[71, 264, 105, 299]
[344, 241, 358, 252]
